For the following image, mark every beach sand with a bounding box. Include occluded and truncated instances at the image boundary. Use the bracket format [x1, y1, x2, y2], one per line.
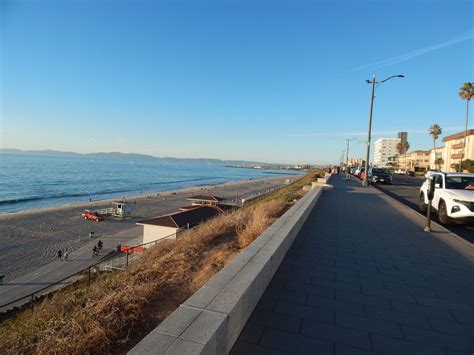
[0, 175, 298, 282]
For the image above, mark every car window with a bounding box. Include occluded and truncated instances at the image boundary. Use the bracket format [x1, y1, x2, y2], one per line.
[445, 176, 474, 190]
[433, 175, 443, 188]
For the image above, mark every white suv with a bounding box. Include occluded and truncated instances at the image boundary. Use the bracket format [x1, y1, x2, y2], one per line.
[419, 172, 474, 224]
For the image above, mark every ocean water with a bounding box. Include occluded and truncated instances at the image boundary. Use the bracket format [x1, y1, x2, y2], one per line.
[0, 154, 301, 213]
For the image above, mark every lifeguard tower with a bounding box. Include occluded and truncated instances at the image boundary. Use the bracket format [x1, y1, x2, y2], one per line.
[111, 201, 133, 219]
[94, 201, 133, 219]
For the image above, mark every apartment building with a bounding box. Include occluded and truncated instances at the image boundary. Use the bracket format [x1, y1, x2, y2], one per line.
[374, 138, 400, 167]
[442, 129, 474, 172]
[347, 157, 365, 166]
[399, 150, 430, 172]
[429, 147, 445, 170]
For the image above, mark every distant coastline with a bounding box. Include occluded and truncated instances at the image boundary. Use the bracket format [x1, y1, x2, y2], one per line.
[0, 148, 284, 167]
[0, 153, 303, 214]
[225, 164, 310, 172]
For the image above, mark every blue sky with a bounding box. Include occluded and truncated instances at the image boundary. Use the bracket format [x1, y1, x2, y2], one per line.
[1, 0, 473, 164]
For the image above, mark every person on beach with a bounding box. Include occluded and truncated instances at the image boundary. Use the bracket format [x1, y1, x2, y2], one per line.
[64, 251, 69, 260]
[92, 246, 98, 257]
[97, 240, 103, 251]
[57, 249, 62, 261]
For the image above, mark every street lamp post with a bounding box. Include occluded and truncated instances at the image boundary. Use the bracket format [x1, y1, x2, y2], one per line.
[362, 74, 405, 187]
[341, 150, 346, 165]
[345, 138, 357, 179]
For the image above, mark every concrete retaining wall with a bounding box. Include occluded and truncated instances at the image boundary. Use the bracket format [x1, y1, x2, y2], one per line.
[129, 182, 325, 355]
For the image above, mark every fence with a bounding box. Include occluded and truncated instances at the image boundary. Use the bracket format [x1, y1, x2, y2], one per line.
[0, 230, 181, 313]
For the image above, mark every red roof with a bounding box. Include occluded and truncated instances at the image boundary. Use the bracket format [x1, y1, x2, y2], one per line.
[186, 195, 224, 202]
[137, 206, 220, 228]
[443, 129, 474, 142]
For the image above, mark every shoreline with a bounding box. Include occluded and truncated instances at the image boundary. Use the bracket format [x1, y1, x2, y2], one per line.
[0, 174, 302, 282]
[0, 173, 300, 219]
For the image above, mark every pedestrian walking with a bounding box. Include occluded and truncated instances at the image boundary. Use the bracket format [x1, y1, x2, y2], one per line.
[57, 249, 63, 261]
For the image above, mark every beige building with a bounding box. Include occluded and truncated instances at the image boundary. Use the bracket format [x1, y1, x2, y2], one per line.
[429, 147, 445, 170]
[137, 206, 221, 246]
[442, 129, 474, 172]
[137, 195, 234, 247]
[398, 150, 430, 172]
[347, 157, 364, 166]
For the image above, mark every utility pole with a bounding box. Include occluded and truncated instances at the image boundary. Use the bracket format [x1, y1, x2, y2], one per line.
[459, 98, 470, 172]
[363, 75, 376, 187]
[362, 74, 404, 187]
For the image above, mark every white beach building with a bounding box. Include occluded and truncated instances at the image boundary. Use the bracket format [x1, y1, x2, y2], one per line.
[374, 138, 401, 167]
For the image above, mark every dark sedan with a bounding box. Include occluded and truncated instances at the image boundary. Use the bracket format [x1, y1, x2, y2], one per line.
[368, 168, 392, 184]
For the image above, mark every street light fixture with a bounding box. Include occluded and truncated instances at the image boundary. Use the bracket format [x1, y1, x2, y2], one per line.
[362, 74, 405, 187]
[345, 138, 357, 166]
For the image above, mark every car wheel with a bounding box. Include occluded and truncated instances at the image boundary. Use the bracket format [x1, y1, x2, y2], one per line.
[438, 201, 451, 224]
[419, 194, 427, 213]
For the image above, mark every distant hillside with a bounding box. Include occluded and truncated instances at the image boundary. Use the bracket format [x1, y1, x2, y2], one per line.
[0, 148, 275, 166]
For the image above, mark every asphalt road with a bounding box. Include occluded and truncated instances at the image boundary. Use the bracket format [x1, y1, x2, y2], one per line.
[373, 174, 474, 245]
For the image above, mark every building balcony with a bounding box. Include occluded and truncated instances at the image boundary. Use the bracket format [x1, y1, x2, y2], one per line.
[451, 153, 464, 159]
[452, 143, 464, 149]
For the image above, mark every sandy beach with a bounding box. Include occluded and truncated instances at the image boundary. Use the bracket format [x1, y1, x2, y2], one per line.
[0, 175, 299, 282]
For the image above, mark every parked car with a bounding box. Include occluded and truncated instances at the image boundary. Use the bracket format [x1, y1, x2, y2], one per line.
[368, 168, 392, 184]
[419, 172, 474, 224]
[81, 210, 104, 222]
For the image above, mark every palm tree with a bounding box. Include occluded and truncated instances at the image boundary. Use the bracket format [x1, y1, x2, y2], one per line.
[429, 124, 442, 170]
[396, 141, 410, 170]
[459, 82, 474, 172]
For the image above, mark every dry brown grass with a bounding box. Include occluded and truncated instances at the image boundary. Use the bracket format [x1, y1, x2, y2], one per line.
[0, 172, 323, 354]
[237, 200, 286, 248]
[0, 196, 296, 354]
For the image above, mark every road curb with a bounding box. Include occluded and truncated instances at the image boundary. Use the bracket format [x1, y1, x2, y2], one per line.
[373, 185, 474, 249]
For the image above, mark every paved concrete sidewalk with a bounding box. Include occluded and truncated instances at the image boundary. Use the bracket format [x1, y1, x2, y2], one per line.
[0, 226, 141, 312]
[232, 174, 474, 354]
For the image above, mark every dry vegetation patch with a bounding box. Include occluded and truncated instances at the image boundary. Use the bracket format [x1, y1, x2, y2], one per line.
[0, 172, 320, 354]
